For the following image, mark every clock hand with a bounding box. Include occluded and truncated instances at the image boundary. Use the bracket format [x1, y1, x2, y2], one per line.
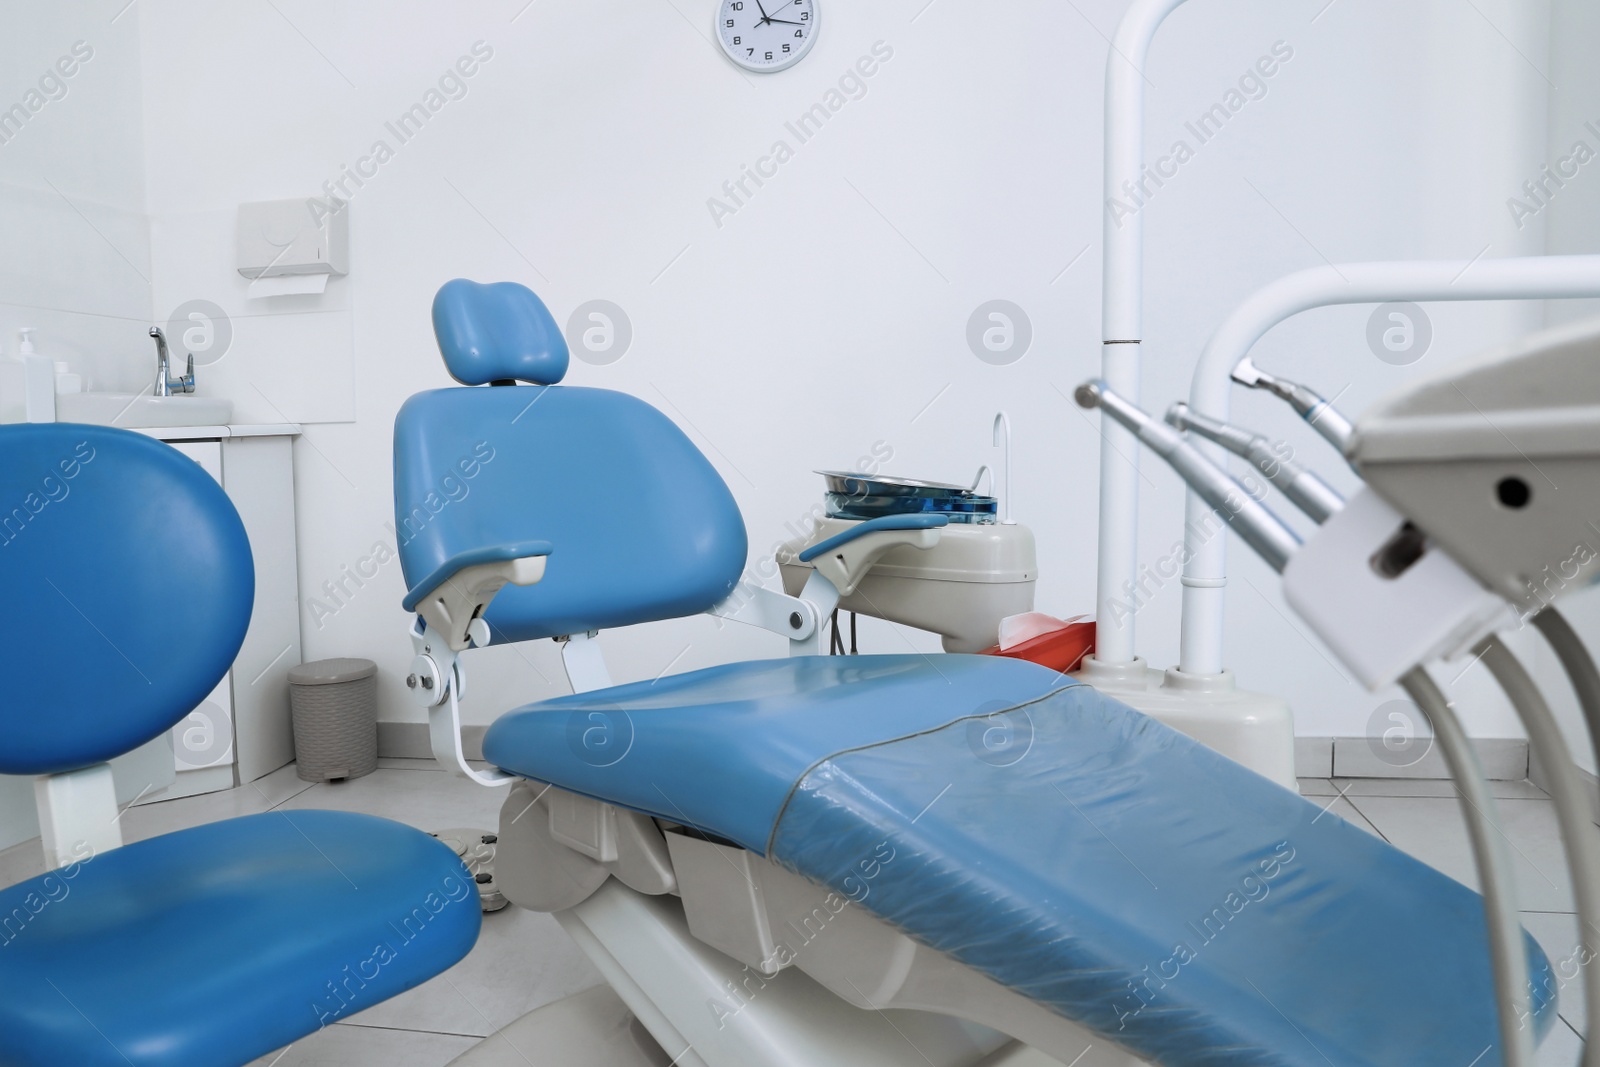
[753, 0, 772, 24]
[766, 16, 804, 24]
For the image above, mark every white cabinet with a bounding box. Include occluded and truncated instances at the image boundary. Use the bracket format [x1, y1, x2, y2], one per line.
[141, 428, 303, 800]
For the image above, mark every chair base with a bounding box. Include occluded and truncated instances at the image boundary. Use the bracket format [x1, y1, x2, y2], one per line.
[548, 879, 1151, 1067]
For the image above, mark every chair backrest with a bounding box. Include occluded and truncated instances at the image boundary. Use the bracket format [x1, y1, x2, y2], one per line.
[0, 424, 254, 775]
[393, 281, 747, 643]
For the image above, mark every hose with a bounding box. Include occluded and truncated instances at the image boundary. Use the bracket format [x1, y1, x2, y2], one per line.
[1531, 607, 1600, 783]
[1399, 665, 1535, 1067]
[1476, 636, 1600, 1063]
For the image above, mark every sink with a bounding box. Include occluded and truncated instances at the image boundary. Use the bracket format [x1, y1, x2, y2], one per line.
[55, 393, 233, 429]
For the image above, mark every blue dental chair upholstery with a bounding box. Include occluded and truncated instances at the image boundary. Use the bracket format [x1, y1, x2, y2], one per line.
[397, 281, 1557, 1067]
[0, 425, 480, 1067]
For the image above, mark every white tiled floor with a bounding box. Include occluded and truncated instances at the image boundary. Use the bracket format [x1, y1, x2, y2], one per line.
[0, 769, 1588, 1064]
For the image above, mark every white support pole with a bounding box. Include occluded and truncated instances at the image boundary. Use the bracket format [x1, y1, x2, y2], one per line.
[1179, 254, 1600, 675]
[1095, 0, 1192, 664]
[34, 764, 122, 870]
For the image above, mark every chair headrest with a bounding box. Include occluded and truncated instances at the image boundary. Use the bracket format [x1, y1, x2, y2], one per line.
[432, 279, 569, 386]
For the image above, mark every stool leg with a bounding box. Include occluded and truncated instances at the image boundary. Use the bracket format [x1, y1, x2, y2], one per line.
[34, 763, 122, 870]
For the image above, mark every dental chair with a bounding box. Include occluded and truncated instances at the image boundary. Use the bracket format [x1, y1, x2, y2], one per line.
[0, 424, 480, 1066]
[395, 279, 1559, 1067]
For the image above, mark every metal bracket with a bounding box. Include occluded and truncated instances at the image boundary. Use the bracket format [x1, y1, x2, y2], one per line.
[708, 582, 818, 639]
[407, 615, 514, 788]
[559, 630, 613, 694]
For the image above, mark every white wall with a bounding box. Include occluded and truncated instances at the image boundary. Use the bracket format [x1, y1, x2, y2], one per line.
[0, 3, 150, 398]
[121, 0, 1594, 748]
[0, 1, 151, 847]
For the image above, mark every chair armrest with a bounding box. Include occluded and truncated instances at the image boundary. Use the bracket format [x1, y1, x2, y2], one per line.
[799, 514, 947, 599]
[797, 514, 948, 563]
[404, 540, 552, 652]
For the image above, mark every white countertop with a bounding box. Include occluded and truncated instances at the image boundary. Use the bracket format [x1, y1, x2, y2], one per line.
[131, 423, 302, 441]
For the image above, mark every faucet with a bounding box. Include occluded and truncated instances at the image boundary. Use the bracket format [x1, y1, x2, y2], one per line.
[149, 327, 194, 397]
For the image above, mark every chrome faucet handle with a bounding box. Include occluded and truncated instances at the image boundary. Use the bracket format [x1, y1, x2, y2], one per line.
[149, 327, 195, 396]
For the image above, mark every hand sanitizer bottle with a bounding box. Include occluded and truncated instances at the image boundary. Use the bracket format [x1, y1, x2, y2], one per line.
[18, 329, 56, 423]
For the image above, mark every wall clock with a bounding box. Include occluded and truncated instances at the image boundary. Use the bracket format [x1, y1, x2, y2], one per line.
[716, 0, 818, 73]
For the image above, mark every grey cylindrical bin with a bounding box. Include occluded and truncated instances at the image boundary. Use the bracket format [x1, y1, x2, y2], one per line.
[289, 658, 378, 783]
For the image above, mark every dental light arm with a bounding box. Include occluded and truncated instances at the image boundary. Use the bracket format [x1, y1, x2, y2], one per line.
[1075, 380, 1300, 572]
[1230, 357, 1355, 453]
[1095, 0, 1193, 667]
[1166, 402, 1344, 524]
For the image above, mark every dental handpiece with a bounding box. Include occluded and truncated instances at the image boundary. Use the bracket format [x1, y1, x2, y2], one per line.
[1230, 357, 1355, 453]
[1165, 403, 1345, 524]
[1076, 380, 1301, 573]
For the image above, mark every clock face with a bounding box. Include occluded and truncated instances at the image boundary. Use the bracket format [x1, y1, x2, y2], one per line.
[716, 0, 818, 73]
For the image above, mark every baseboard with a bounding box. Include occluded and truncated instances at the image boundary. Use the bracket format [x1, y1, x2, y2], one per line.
[378, 721, 486, 762]
[1295, 736, 1528, 780]
[1528, 746, 1600, 824]
[1294, 737, 1333, 778]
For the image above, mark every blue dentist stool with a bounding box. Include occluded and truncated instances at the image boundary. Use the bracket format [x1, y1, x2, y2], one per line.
[0, 424, 480, 1067]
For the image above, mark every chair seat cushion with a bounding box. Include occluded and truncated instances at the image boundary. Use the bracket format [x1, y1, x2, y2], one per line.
[482, 654, 1071, 850]
[0, 810, 480, 1067]
[770, 684, 1558, 1066]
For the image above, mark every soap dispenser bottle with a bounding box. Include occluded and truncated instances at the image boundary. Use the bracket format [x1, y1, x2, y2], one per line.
[53, 357, 82, 395]
[18, 328, 55, 423]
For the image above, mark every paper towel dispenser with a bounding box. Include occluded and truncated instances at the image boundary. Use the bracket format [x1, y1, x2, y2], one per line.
[236, 198, 349, 281]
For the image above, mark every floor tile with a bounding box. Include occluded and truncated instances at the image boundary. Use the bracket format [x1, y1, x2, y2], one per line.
[117, 776, 280, 844]
[276, 768, 509, 833]
[345, 906, 601, 1038]
[250, 762, 321, 807]
[1311, 797, 1386, 840]
[0, 837, 46, 890]
[377, 757, 449, 772]
[247, 1023, 477, 1066]
[1296, 778, 1338, 797]
[1349, 795, 1574, 911]
[1522, 910, 1590, 1035]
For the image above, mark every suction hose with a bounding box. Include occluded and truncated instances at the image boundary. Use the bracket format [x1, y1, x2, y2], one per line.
[1400, 665, 1537, 1067]
[1475, 636, 1600, 1064]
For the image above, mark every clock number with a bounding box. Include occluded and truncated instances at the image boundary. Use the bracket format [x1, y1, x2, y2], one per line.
[732, 35, 741, 44]
[800, 10, 809, 18]
[747, 47, 755, 56]
[765, 51, 773, 60]
[794, 29, 803, 37]
[726, 19, 734, 26]
[782, 43, 791, 53]
[731, 2, 743, 8]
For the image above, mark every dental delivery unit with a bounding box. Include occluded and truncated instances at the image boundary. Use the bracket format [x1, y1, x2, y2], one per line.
[4, 1, 1600, 1066]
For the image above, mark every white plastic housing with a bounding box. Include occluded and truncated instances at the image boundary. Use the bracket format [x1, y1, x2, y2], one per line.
[778, 520, 1037, 653]
[236, 197, 349, 279]
[1281, 488, 1514, 691]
